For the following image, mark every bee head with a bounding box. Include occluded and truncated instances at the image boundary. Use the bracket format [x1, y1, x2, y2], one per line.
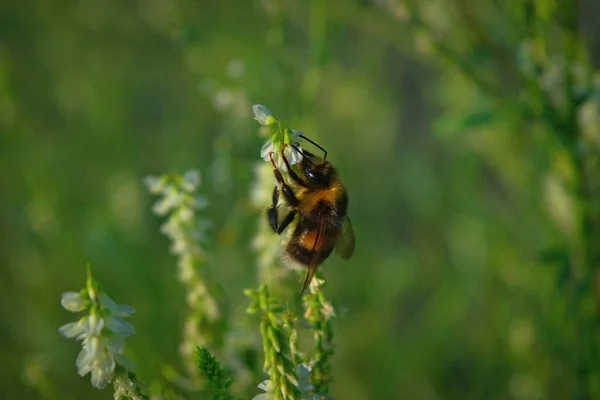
[288, 137, 336, 188]
[300, 151, 335, 188]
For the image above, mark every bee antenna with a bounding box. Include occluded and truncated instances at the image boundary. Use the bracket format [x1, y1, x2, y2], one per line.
[298, 134, 327, 160]
[290, 143, 314, 165]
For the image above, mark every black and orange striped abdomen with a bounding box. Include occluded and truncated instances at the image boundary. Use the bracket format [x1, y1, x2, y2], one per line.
[284, 215, 340, 267]
[285, 175, 349, 268]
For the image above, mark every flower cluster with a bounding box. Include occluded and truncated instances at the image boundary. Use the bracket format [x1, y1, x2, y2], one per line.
[58, 266, 137, 391]
[254, 363, 316, 400]
[250, 105, 308, 284]
[246, 285, 302, 400]
[113, 366, 145, 400]
[302, 277, 336, 397]
[144, 169, 220, 378]
[252, 104, 304, 172]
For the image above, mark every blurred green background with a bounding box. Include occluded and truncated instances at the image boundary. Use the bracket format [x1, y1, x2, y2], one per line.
[2, 0, 600, 399]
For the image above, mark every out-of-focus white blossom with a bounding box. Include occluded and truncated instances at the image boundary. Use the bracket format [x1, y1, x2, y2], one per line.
[226, 59, 245, 79]
[144, 169, 220, 378]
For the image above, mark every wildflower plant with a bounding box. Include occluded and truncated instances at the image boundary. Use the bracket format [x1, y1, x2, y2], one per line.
[59, 266, 143, 398]
[249, 104, 338, 399]
[58, 105, 340, 400]
[252, 104, 303, 172]
[144, 169, 222, 378]
[246, 285, 302, 400]
[250, 104, 303, 284]
[302, 277, 335, 397]
[195, 346, 238, 400]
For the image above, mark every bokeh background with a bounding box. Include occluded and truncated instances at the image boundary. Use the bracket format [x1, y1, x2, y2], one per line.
[2, 0, 600, 399]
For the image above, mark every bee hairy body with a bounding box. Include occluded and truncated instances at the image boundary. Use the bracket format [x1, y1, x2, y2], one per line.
[267, 144, 355, 295]
[285, 184, 348, 266]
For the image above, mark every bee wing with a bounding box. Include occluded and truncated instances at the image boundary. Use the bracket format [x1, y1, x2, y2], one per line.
[335, 215, 355, 260]
[300, 214, 327, 297]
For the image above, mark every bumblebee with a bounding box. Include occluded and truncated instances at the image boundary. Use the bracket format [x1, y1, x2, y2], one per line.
[267, 137, 355, 296]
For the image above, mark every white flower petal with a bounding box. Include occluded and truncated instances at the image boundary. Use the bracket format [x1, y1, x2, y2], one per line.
[115, 304, 135, 317]
[252, 395, 269, 400]
[77, 351, 92, 376]
[295, 363, 313, 393]
[106, 335, 125, 354]
[100, 293, 135, 317]
[193, 195, 209, 209]
[181, 169, 201, 192]
[284, 143, 303, 165]
[178, 206, 193, 222]
[61, 291, 88, 312]
[85, 336, 102, 360]
[58, 317, 89, 339]
[114, 353, 136, 371]
[106, 316, 136, 337]
[151, 197, 172, 216]
[260, 140, 276, 161]
[90, 365, 114, 389]
[87, 314, 104, 336]
[99, 293, 117, 313]
[97, 350, 116, 373]
[257, 379, 272, 391]
[143, 175, 167, 194]
[252, 104, 275, 125]
[271, 153, 288, 172]
[159, 218, 178, 237]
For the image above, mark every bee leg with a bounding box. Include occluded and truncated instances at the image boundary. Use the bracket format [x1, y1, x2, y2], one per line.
[267, 186, 297, 234]
[280, 144, 309, 188]
[267, 186, 280, 232]
[272, 210, 296, 235]
[270, 153, 300, 206]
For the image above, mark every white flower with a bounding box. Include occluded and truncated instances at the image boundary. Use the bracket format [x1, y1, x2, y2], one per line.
[253, 379, 274, 400]
[99, 294, 135, 317]
[226, 59, 245, 79]
[59, 273, 137, 391]
[106, 316, 136, 337]
[59, 316, 90, 339]
[143, 175, 167, 194]
[192, 195, 209, 209]
[75, 335, 117, 389]
[88, 313, 105, 336]
[252, 104, 277, 125]
[61, 291, 88, 312]
[113, 373, 143, 400]
[177, 254, 196, 282]
[181, 169, 201, 192]
[260, 140, 303, 172]
[90, 347, 116, 389]
[295, 363, 313, 394]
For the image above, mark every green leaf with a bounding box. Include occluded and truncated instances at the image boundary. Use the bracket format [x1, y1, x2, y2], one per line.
[195, 346, 238, 400]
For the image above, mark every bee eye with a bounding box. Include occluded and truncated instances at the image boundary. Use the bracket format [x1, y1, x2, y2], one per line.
[305, 168, 324, 183]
